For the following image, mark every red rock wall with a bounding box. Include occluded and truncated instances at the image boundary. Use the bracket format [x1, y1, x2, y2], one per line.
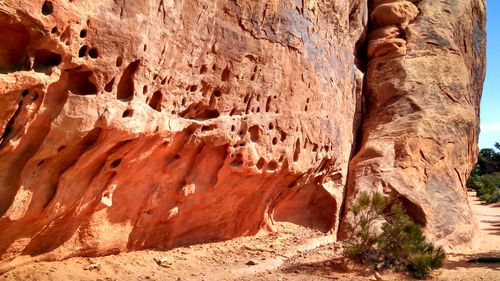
[0, 0, 486, 269]
[0, 0, 366, 268]
[345, 0, 486, 246]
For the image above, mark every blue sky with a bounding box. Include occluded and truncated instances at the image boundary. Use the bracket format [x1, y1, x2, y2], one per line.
[479, 0, 500, 148]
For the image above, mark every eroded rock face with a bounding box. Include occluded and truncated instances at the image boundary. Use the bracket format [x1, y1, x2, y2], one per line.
[0, 0, 486, 269]
[344, 0, 486, 246]
[0, 0, 366, 267]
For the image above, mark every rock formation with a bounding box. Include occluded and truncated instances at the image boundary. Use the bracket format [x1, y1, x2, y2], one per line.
[0, 0, 485, 270]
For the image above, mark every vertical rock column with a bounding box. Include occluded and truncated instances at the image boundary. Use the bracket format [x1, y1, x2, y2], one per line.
[345, 0, 486, 246]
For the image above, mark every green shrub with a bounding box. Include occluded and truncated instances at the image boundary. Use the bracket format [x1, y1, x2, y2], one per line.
[344, 192, 446, 279]
[467, 173, 500, 203]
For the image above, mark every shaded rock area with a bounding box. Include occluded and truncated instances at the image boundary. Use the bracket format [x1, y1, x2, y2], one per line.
[0, 0, 486, 271]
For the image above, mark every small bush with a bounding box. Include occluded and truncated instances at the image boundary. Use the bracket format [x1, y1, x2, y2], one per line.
[344, 192, 446, 279]
[467, 173, 500, 203]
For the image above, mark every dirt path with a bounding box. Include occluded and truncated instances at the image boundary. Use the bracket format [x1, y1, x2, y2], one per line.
[1, 193, 498, 281]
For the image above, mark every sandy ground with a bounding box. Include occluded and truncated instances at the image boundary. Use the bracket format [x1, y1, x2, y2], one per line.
[1, 192, 498, 281]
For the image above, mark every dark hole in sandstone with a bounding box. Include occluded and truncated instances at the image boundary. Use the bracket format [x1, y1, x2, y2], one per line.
[51, 27, 58, 34]
[67, 70, 97, 95]
[178, 102, 220, 120]
[21, 89, 29, 97]
[78, 45, 88, 57]
[117, 60, 140, 101]
[397, 196, 427, 227]
[189, 85, 197, 92]
[42, 1, 53, 16]
[200, 65, 207, 74]
[267, 160, 278, 171]
[110, 158, 122, 168]
[248, 125, 260, 142]
[230, 153, 244, 168]
[104, 78, 115, 92]
[213, 88, 222, 97]
[293, 139, 301, 162]
[122, 109, 133, 117]
[116, 56, 123, 67]
[33, 49, 61, 72]
[79, 29, 87, 38]
[88, 48, 98, 59]
[256, 158, 265, 170]
[148, 91, 162, 112]
[221, 66, 230, 81]
[0, 19, 30, 73]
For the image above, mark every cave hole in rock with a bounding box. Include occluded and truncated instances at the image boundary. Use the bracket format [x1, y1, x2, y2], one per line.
[397, 196, 427, 226]
[267, 160, 278, 171]
[21, 89, 29, 97]
[104, 78, 115, 92]
[265, 97, 271, 112]
[148, 90, 163, 112]
[117, 60, 140, 101]
[213, 88, 222, 97]
[31, 92, 39, 101]
[60, 27, 71, 45]
[33, 49, 61, 72]
[116, 56, 123, 67]
[201, 124, 216, 132]
[200, 65, 207, 74]
[110, 158, 122, 168]
[42, 1, 53, 16]
[293, 139, 301, 162]
[178, 102, 220, 120]
[67, 70, 97, 95]
[79, 29, 87, 38]
[0, 19, 30, 73]
[230, 125, 236, 132]
[248, 125, 260, 142]
[189, 85, 197, 92]
[142, 85, 148, 94]
[51, 27, 58, 34]
[256, 158, 265, 170]
[122, 109, 133, 117]
[269, 123, 274, 130]
[272, 137, 278, 145]
[88, 48, 98, 59]
[57, 145, 66, 152]
[221, 66, 231, 81]
[230, 153, 244, 168]
[78, 45, 88, 57]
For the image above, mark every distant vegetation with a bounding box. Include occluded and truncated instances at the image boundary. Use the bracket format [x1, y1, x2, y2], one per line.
[467, 142, 500, 203]
[344, 192, 446, 280]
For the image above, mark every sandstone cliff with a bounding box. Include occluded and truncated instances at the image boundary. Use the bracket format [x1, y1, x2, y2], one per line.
[0, 0, 486, 270]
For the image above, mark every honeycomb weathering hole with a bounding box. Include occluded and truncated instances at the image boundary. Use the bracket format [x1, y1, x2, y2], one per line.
[117, 60, 140, 101]
[148, 91, 163, 112]
[67, 70, 98, 95]
[42, 1, 53, 16]
[0, 19, 30, 73]
[33, 49, 61, 72]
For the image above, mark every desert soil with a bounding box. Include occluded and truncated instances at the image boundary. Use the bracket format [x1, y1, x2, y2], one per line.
[1, 192, 498, 281]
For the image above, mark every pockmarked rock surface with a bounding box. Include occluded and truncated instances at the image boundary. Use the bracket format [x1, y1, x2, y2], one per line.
[0, 0, 486, 270]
